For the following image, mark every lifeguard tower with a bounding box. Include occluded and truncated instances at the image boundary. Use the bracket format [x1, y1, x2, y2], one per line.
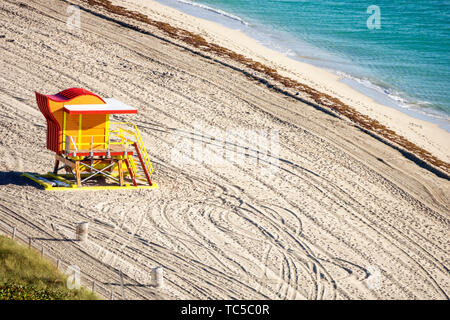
[23, 88, 157, 190]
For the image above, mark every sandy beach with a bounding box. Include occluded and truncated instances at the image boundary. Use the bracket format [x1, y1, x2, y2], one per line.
[0, 0, 449, 300]
[114, 0, 450, 165]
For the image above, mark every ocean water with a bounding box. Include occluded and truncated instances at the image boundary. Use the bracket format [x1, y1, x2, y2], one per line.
[157, 0, 450, 130]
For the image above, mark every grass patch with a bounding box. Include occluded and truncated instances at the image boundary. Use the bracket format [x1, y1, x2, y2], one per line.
[0, 235, 98, 300]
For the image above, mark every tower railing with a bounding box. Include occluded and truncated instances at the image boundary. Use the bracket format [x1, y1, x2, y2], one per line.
[62, 122, 153, 184]
[109, 122, 154, 176]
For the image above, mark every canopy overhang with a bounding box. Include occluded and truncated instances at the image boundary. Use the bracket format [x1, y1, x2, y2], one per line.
[63, 98, 138, 115]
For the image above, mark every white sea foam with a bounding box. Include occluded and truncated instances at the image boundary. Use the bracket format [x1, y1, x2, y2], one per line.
[335, 71, 450, 122]
[176, 0, 249, 26]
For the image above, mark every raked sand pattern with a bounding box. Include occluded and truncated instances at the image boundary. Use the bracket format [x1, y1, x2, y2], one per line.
[0, 0, 449, 299]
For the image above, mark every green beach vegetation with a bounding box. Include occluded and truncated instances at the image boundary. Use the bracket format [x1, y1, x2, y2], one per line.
[0, 235, 98, 300]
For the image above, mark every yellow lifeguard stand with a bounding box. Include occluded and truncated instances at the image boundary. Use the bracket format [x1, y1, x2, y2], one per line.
[23, 88, 157, 190]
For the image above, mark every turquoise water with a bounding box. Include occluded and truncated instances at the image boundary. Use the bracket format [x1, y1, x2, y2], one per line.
[157, 0, 450, 130]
